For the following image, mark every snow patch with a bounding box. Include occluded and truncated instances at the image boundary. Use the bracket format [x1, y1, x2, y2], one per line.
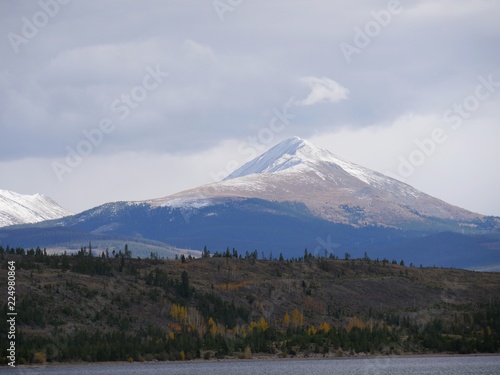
[151, 196, 214, 210]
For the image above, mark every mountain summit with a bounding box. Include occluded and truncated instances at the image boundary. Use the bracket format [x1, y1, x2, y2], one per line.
[225, 136, 402, 188]
[0, 189, 71, 227]
[225, 136, 334, 179]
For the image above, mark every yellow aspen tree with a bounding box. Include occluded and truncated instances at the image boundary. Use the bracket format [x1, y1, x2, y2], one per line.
[170, 304, 179, 321]
[318, 322, 331, 334]
[347, 316, 365, 333]
[291, 307, 304, 327]
[248, 320, 258, 331]
[258, 317, 269, 331]
[307, 325, 317, 336]
[283, 311, 291, 328]
[208, 317, 217, 336]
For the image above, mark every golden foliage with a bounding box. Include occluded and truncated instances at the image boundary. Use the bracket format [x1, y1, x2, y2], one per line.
[170, 304, 205, 335]
[259, 316, 269, 331]
[248, 316, 269, 332]
[318, 321, 331, 334]
[291, 307, 304, 327]
[170, 304, 187, 323]
[208, 317, 217, 336]
[216, 280, 251, 291]
[283, 311, 291, 327]
[307, 325, 317, 336]
[34, 352, 46, 364]
[347, 316, 366, 333]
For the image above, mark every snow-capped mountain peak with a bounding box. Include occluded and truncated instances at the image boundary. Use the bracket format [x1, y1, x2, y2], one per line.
[0, 189, 71, 228]
[224, 136, 389, 188]
[151, 136, 484, 228]
[225, 136, 339, 180]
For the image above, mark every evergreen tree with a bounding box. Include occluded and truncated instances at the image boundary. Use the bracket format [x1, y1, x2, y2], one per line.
[179, 271, 192, 298]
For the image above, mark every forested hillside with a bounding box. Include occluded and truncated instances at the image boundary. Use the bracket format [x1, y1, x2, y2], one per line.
[1, 245, 499, 365]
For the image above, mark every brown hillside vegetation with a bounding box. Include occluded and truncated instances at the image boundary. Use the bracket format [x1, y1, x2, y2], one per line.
[1, 247, 499, 363]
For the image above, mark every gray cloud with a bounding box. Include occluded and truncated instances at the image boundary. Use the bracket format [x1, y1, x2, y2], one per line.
[0, 0, 499, 214]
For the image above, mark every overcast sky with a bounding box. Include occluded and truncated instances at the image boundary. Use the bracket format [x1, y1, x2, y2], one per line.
[1, 0, 499, 216]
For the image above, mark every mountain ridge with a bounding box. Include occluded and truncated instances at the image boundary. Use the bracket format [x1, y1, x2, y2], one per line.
[0, 189, 71, 228]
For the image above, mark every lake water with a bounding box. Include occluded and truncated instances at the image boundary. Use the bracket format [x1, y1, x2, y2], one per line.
[3, 356, 500, 374]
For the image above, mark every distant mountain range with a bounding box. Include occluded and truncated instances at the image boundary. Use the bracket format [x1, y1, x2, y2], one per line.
[1, 137, 499, 269]
[0, 189, 71, 227]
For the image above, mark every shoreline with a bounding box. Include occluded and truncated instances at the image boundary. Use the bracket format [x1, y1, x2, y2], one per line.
[6, 352, 500, 369]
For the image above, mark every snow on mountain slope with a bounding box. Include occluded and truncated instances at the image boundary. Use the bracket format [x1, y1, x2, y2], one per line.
[149, 136, 485, 229]
[0, 190, 71, 227]
[225, 136, 368, 181]
[225, 136, 417, 193]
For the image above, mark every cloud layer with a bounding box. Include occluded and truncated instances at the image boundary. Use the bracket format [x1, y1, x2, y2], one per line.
[0, 0, 499, 215]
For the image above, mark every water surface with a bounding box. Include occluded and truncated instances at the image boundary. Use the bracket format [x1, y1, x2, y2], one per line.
[4, 355, 500, 374]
